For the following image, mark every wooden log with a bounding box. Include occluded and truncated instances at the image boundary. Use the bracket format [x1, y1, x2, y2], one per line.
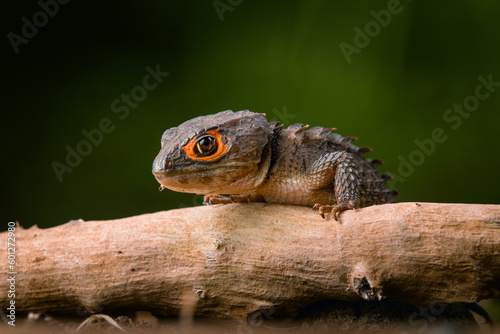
[1, 202, 499, 321]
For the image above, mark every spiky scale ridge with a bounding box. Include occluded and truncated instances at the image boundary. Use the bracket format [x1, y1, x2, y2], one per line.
[358, 146, 373, 154]
[369, 159, 385, 167]
[381, 173, 393, 181]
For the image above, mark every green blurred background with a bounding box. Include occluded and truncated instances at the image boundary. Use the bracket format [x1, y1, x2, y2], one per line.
[1, 0, 499, 321]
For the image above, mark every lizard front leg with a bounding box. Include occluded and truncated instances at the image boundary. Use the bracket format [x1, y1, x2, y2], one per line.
[310, 151, 361, 220]
[203, 194, 252, 205]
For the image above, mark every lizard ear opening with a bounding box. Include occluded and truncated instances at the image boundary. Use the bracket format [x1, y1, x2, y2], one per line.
[182, 129, 230, 161]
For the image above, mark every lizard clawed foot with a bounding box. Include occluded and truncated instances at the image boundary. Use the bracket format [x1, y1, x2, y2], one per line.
[204, 195, 232, 205]
[313, 200, 358, 221]
[203, 194, 251, 205]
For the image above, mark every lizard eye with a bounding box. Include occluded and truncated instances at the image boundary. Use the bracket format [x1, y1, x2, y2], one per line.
[182, 129, 230, 161]
[194, 135, 217, 157]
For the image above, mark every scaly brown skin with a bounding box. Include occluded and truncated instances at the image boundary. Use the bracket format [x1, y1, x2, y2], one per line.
[152, 110, 397, 220]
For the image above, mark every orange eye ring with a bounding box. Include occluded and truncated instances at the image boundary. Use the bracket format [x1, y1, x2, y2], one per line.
[182, 129, 230, 161]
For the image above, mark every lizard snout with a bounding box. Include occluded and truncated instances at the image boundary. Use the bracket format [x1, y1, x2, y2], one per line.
[152, 155, 174, 178]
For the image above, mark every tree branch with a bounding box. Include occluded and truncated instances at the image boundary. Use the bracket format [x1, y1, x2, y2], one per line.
[1, 202, 499, 320]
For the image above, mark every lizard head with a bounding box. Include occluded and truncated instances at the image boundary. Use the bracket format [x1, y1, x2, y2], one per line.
[152, 110, 274, 195]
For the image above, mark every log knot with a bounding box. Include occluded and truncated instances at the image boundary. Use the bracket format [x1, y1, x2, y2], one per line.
[352, 277, 385, 301]
[350, 262, 386, 301]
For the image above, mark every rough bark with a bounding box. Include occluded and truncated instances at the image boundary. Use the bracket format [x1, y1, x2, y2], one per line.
[1, 202, 499, 321]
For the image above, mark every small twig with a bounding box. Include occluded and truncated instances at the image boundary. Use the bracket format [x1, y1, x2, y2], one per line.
[75, 314, 127, 333]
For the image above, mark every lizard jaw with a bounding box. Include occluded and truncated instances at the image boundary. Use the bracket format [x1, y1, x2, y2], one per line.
[152, 162, 269, 195]
[153, 166, 244, 194]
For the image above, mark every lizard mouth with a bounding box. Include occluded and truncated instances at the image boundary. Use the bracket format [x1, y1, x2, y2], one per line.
[152, 163, 254, 192]
[153, 162, 250, 177]
[152, 167, 219, 179]
[152, 171, 168, 179]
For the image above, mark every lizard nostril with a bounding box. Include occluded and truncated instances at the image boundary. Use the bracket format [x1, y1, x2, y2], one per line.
[165, 159, 174, 170]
